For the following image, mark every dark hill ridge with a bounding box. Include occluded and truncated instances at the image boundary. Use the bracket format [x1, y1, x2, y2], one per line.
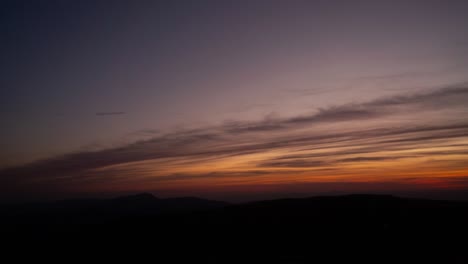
[214, 194, 468, 230]
[112, 192, 159, 202]
[2, 194, 468, 263]
[2, 193, 467, 228]
[233, 193, 465, 211]
[1, 193, 229, 222]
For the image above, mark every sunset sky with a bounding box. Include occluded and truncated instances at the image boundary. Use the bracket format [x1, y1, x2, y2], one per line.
[1, 0, 468, 202]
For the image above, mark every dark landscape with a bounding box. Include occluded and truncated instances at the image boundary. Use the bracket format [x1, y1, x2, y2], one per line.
[2, 193, 468, 263]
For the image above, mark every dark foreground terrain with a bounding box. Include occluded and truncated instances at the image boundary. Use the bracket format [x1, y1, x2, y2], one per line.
[2, 194, 468, 263]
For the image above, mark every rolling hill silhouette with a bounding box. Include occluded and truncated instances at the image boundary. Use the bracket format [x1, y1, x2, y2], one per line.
[2, 194, 467, 263]
[1, 193, 228, 227]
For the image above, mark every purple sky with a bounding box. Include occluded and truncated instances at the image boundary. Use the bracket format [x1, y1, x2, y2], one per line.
[1, 1, 468, 201]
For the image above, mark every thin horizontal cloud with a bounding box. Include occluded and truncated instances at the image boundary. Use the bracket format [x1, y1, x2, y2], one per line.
[259, 160, 328, 168]
[337, 156, 407, 163]
[96, 112, 126, 116]
[148, 170, 276, 182]
[287, 106, 385, 124]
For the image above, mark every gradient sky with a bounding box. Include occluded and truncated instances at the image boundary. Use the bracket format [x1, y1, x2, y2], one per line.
[1, 0, 468, 202]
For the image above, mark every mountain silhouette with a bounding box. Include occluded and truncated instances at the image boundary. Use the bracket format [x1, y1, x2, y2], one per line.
[2, 194, 467, 263]
[1, 192, 228, 225]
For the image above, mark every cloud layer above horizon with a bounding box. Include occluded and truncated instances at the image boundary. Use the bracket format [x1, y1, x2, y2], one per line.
[2, 85, 468, 200]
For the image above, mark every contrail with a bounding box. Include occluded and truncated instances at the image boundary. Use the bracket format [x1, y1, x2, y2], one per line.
[95, 112, 126, 116]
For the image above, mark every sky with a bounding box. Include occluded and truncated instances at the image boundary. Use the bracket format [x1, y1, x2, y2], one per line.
[1, 0, 468, 202]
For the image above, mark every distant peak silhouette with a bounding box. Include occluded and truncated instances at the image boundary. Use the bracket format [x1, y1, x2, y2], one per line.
[113, 193, 159, 202]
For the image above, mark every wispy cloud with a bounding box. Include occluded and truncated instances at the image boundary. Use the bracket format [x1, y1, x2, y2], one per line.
[258, 160, 328, 168]
[336, 156, 410, 163]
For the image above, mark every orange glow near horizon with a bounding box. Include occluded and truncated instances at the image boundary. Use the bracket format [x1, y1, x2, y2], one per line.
[81, 134, 468, 198]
